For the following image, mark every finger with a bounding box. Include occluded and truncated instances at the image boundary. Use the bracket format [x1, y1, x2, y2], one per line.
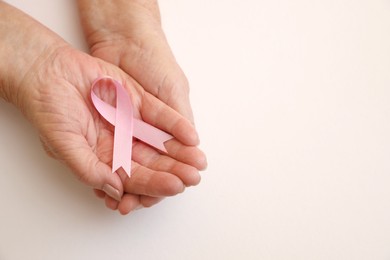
[132, 141, 201, 187]
[56, 133, 124, 202]
[117, 194, 163, 215]
[139, 92, 199, 146]
[117, 193, 141, 215]
[139, 195, 165, 208]
[116, 167, 129, 183]
[166, 90, 195, 125]
[39, 135, 57, 158]
[164, 139, 208, 171]
[94, 189, 106, 199]
[105, 195, 119, 210]
[123, 161, 185, 197]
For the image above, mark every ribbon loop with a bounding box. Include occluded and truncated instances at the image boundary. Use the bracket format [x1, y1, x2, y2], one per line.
[90, 76, 173, 177]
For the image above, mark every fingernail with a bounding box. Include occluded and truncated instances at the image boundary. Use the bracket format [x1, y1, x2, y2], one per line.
[102, 184, 121, 202]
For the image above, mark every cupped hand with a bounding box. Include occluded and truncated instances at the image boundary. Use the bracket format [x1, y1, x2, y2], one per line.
[77, 0, 195, 123]
[76, 0, 208, 213]
[17, 44, 206, 213]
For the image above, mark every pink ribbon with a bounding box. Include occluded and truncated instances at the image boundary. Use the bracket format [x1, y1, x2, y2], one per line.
[90, 76, 173, 177]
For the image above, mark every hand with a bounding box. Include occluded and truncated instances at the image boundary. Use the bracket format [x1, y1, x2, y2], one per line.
[0, 2, 206, 214]
[77, 0, 195, 122]
[77, 0, 207, 213]
[21, 46, 206, 214]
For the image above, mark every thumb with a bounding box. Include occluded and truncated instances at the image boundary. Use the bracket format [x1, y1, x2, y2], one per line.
[59, 139, 124, 202]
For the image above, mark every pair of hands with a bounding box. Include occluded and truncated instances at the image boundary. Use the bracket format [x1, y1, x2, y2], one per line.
[0, 1, 206, 214]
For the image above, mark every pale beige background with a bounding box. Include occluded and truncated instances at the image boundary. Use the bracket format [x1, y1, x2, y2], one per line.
[1, 0, 390, 259]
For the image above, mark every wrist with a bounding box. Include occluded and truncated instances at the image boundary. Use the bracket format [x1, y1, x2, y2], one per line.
[0, 2, 66, 107]
[76, 0, 161, 48]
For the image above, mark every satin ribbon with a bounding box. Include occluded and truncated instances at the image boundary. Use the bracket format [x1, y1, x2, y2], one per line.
[90, 76, 173, 177]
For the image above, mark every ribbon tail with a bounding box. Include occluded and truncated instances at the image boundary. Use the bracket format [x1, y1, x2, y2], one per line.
[111, 81, 134, 177]
[133, 119, 173, 153]
[112, 133, 132, 177]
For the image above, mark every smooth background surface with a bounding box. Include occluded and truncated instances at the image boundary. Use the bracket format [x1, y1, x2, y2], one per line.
[1, 1, 390, 259]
